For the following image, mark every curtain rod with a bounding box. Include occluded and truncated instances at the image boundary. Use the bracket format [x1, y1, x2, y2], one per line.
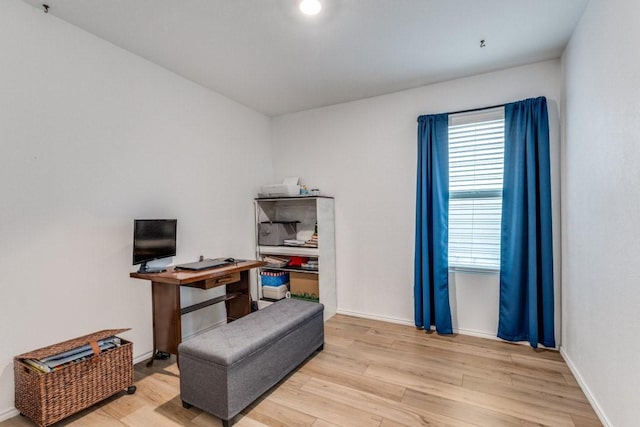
[448, 102, 504, 116]
[417, 102, 507, 121]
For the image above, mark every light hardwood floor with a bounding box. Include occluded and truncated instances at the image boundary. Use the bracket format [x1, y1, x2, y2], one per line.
[2, 314, 601, 426]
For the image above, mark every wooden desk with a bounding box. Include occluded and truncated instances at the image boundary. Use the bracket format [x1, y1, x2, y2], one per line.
[130, 259, 266, 365]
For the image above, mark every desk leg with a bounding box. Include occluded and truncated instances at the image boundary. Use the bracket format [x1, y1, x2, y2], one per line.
[225, 270, 252, 322]
[147, 281, 181, 367]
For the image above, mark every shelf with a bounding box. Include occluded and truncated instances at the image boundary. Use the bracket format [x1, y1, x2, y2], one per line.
[180, 292, 241, 316]
[255, 196, 334, 201]
[258, 245, 319, 257]
[254, 196, 336, 319]
[260, 266, 319, 275]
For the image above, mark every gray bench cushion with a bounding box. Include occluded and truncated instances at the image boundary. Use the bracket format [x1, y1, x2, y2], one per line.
[179, 298, 323, 366]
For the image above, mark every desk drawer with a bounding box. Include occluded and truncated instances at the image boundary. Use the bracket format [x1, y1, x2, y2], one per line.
[204, 272, 240, 289]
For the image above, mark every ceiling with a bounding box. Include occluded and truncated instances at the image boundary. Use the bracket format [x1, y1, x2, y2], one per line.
[22, 0, 589, 116]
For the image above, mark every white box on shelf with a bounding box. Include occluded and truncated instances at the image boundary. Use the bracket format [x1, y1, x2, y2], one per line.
[262, 284, 289, 300]
[258, 184, 300, 198]
[258, 177, 301, 198]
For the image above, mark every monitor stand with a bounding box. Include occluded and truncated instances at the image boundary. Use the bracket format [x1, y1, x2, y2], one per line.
[137, 262, 166, 274]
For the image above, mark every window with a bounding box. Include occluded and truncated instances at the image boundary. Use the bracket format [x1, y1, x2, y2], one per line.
[448, 108, 505, 271]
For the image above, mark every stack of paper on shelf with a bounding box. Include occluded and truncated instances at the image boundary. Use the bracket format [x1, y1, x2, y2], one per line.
[263, 256, 289, 267]
[302, 233, 318, 248]
[284, 239, 306, 246]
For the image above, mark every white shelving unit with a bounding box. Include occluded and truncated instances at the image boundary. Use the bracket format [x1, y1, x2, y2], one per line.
[254, 196, 336, 319]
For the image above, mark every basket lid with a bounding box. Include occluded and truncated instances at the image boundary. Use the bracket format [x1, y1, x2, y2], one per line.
[15, 328, 130, 360]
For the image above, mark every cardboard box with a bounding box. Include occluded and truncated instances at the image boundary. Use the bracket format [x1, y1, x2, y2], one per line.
[290, 272, 319, 299]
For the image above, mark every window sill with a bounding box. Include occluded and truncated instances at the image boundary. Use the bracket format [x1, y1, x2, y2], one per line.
[448, 266, 499, 275]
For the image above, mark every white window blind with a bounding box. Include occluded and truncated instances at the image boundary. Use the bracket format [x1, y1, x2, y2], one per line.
[448, 108, 505, 271]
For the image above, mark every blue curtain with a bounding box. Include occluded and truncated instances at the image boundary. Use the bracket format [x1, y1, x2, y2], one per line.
[498, 97, 555, 348]
[414, 114, 453, 334]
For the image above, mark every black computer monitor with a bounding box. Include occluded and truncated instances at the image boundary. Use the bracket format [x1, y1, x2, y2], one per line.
[132, 219, 177, 273]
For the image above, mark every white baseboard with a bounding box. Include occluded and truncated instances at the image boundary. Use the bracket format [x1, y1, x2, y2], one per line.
[336, 309, 415, 327]
[0, 407, 19, 423]
[336, 309, 499, 341]
[182, 320, 227, 341]
[334, 309, 564, 350]
[453, 328, 559, 349]
[133, 350, 154, 365]
[453, 327, 500, 341]
[132, 320, 227, 365]
[560, 347, 611, 427]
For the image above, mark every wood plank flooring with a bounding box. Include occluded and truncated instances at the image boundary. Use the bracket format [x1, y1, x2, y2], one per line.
[1, 314, 601, 426]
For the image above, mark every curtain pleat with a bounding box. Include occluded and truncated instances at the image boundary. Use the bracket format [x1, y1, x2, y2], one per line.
[498, 97, 555, 348]
[414, 114, 453, 334]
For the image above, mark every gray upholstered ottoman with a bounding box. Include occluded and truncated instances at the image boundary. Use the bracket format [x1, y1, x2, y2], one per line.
[178, 298, 324, 427]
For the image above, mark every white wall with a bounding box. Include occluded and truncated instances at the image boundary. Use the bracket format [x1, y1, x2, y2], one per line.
[272, 60, 562, 339]
[562, 0, 640, 425]
[0, 0, 272, 419]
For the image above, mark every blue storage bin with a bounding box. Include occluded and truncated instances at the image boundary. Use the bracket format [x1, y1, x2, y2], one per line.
[260, 271, 290, 287]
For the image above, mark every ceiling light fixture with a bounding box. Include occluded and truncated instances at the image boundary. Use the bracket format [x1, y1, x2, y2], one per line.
[299, 0, 322, 16]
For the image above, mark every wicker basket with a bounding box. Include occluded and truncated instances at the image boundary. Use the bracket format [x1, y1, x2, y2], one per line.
[14, 329, 134, 427]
